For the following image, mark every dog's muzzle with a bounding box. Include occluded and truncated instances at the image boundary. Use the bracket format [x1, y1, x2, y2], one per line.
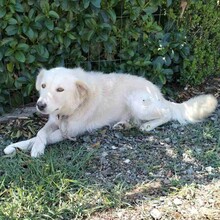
[36, 101, 47, 112]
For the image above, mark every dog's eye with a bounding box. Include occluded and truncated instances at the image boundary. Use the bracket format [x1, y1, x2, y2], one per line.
[42, 84, 46, 88]
[56, 87, 64, 92]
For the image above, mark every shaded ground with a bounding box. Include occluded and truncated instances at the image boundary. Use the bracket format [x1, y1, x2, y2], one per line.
[0, 77, 219, 219]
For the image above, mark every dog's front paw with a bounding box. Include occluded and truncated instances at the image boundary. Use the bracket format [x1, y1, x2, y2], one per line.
[31, 147, 45, 158]
[4, 144, 16, 155]
[31, 142, 45, 158]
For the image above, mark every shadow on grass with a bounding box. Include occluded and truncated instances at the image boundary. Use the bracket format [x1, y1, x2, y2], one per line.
[0, 119, 220, 219]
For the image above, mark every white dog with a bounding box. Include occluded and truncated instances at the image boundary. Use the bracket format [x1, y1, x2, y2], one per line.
[4, 67, 218, 157]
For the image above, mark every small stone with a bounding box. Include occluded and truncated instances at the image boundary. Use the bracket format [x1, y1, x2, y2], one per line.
[208, 198, 215, 204]
[83, 136, 91, 142]
[210, 116, 215, 121]
[189, 206, 198, 215]
[195, 148, 202, 154]
[167, 201, 172, 206]
[111, 146, 118, 150]
[164, 138, 171, 143]
[115, 132, 123, 139]
[163, 178, 170, 185]
[150, 208, 162, 219]
[172, 123, 179, 129]
[205, 166, 214, 173]
[186, 166, 194, 175]
[117, 210, 125, 219]
[197, 198, 205, 207]
[124, 159, 130, 164]
[173, 198, 183, 206]
[102, 168, 112, 177]
[101, 152, 108, 157]
[172, 138, 178, 144]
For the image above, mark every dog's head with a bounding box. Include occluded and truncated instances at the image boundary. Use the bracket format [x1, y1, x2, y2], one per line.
[36, 67, 89, 115]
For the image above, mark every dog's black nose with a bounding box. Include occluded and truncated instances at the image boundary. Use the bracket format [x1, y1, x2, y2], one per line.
[37, 101, 47, 111]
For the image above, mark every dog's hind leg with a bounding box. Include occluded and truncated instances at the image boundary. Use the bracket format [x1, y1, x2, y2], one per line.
[140, 115, 171, 131]
[127, 91, 172, 131]
[113, 121, 132, 130]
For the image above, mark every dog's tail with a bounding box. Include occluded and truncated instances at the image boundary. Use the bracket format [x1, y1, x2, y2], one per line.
[166, 94, 218, 124]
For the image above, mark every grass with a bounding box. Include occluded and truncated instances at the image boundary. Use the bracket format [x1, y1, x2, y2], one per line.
[0, 145, 127, 219]
[0, 117, 220, 219]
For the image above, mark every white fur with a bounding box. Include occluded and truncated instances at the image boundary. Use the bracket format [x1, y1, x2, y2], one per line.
[4, 67, 218, 157]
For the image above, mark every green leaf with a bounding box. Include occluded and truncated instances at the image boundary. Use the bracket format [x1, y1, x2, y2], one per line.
[162, 68, 173, 75]
[83, 0, 90, 9]
[35, 14, 46, 22]
[7, 62, 14, 72]
[9, 40, 18, 48]
[164, 55, 171, 66]
[6, 25, 18, 36]
[56, 34, 63, 44]
[14, 80, 22, 89]
[15, 2, 24, 12]
[167, 0, 172, 7]
[0, 37, 14, 46]
[15, 51, 26, 62]
[49, 10, 60, 19]
[67, 32, 76, 40]
[0, 8, 6, 18]
[143, 60, 152, 65]
[173, 52, 180, 63]
[28, 8, 35, 19]
[45, 19, 54, 30]
[17, 43, 29, 51]
[0, 50, 3, 60]
[107, 9, 116, 23]
[26, 54, 35, 63]
[8, 18, 18, 25]
[25, 84, 34, 96]
[5, 48, 14, 56]
[137, 0, 145, 7]
[84, 30, 95, 41]
[159, 74, 166, 85]
[35, 45, 49, 58]
[128, 49, 135, 57]
[153, 56, 164, 69]
[98, 33, 108, 41]
[144, 6, 158, 14]
[82, 42, 89, 53]
[181, 46, 190, 57]
[64, 37, 71, 48]
[16, 76, 27, 83]
[25, 27, 35, 40]
[40, 1, 50, 13]
[100, 23, 111, 30]
[152, 23, 162, 32]
[38, 30, 48, 41]
[85, 18, 97, 28]
[91, 0, 101, 8]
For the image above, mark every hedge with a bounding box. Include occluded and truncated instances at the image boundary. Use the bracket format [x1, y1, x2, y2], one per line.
[181, 0, 220, 85]
[0, 0, 219, 113]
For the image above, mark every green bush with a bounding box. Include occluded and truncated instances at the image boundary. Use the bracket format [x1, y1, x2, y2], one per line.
[180, 0, 220, 85]
[0, 0, 219, 112]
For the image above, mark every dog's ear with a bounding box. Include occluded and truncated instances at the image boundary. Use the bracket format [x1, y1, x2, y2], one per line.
[75, 80, 89, 100]
[35, 68, 46, 91]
